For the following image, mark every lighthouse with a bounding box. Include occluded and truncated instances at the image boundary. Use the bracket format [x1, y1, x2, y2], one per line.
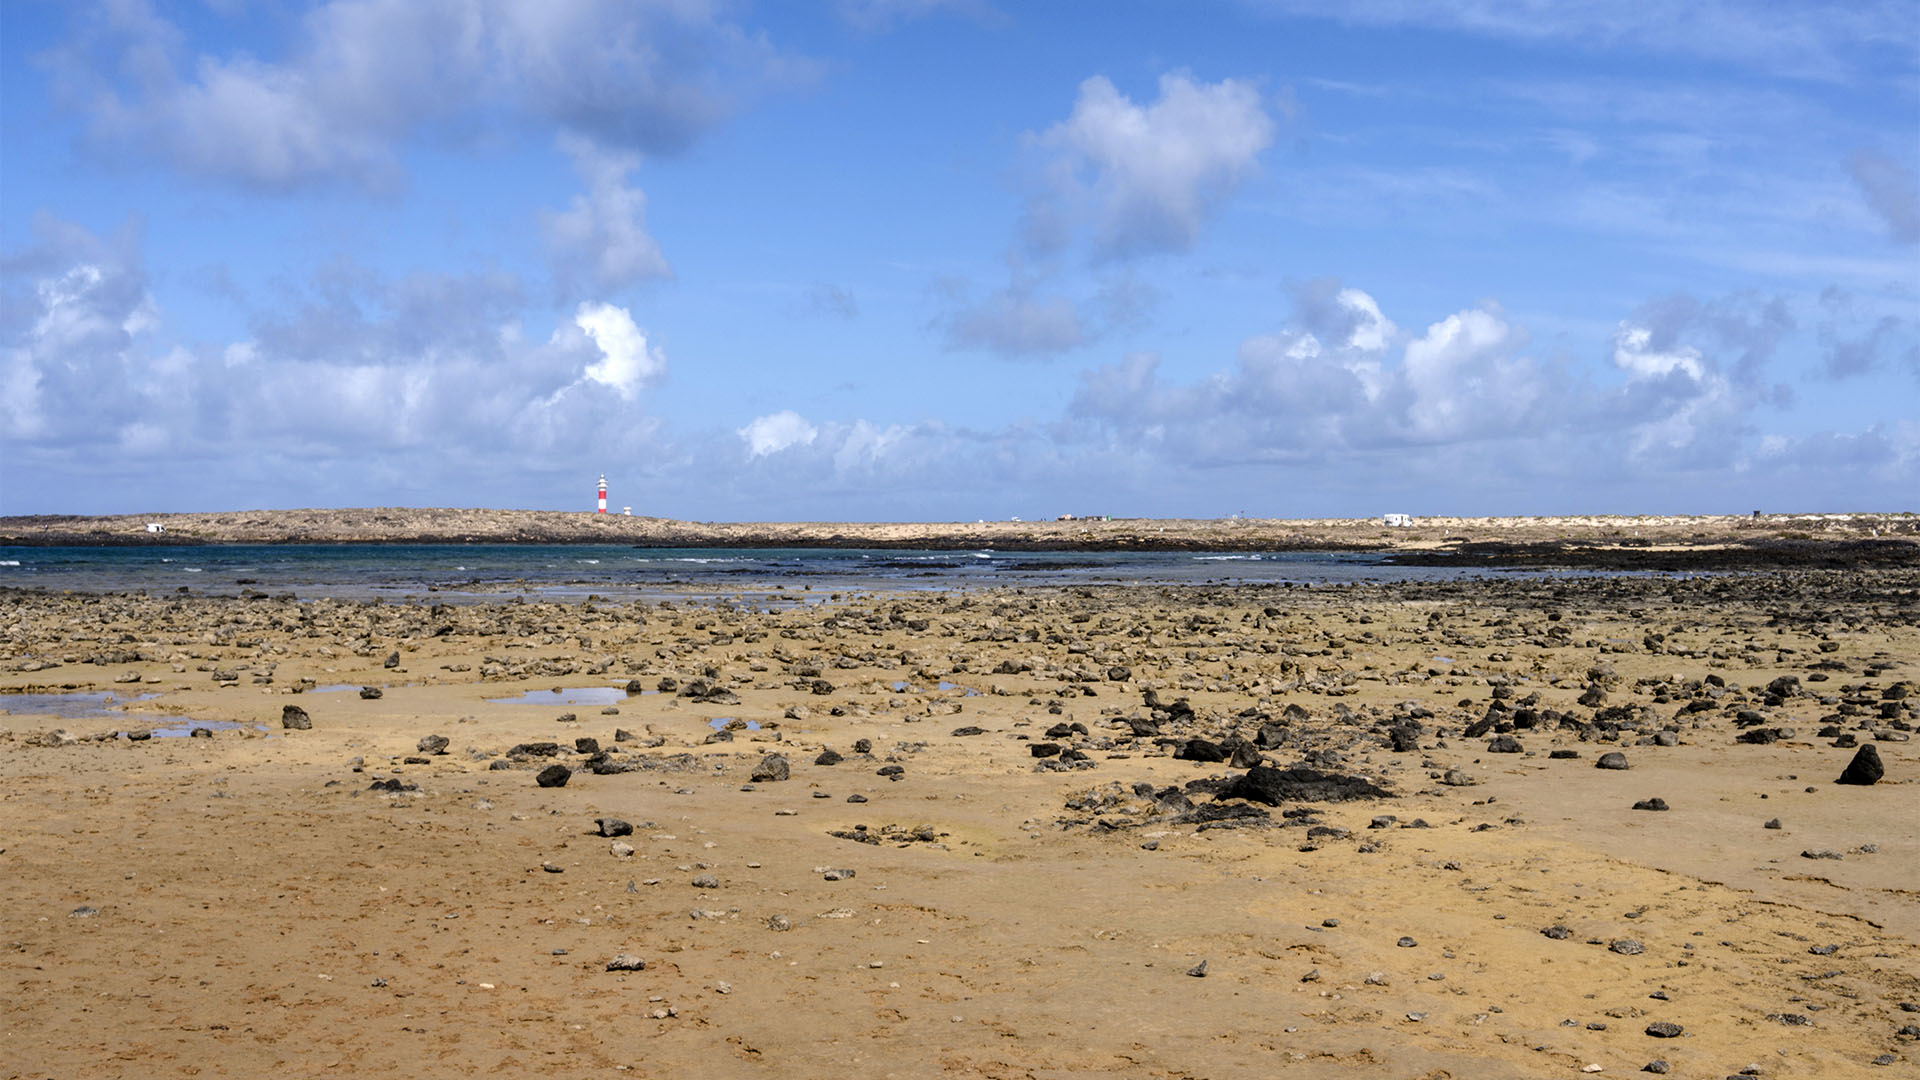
[597, 474, 607, 514]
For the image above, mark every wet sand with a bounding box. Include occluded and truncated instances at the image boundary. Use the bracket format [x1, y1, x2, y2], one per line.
[3, 569, 1917, 1078]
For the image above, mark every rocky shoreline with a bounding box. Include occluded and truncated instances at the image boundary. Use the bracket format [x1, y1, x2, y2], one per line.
[3, 565, 1916, 1076]
[5, 508, 1917, 569]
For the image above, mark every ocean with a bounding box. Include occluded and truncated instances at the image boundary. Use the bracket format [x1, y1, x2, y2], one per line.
[0, 543, 1528, 603]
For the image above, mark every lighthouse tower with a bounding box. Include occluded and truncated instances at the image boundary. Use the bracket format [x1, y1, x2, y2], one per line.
[597, 474, 607, 514]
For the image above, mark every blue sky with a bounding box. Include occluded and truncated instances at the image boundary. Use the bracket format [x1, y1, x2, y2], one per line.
[3, 0, 1916, 520]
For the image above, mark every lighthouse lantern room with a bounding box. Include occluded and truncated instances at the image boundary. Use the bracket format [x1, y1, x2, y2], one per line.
[597, 474, 607, 514]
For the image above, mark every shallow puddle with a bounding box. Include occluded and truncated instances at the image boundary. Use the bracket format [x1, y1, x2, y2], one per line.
[485, 686, 640, 706]
[0, 691, 160, 719]
[707, 717, 762, 731]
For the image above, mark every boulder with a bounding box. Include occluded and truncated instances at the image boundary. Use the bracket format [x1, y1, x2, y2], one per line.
[281, 705, 312, 730]
[1836, 744, 1884, 786]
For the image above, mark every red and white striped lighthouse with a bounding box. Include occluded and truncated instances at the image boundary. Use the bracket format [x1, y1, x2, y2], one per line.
[596, 474, 607, 514]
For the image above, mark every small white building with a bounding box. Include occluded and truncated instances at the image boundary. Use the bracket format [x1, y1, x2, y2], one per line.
[1382, 513, 1413, 527]
[145, 522, 166, 533]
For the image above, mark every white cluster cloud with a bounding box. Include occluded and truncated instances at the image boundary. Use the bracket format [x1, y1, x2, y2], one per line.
[49, 0, 800, 189]
[575, 302, 665, 399]
[738, 410, 819, 457]
[1035, 72, 1274, 259]
[542, 135, 671, 295]
[2, 219, 666, 508]
[1064, 283, 1783, 481]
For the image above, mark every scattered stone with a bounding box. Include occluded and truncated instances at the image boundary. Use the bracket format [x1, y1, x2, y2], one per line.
[1186, 960, 1208, 977]
[815, 749, 844, 766]
[1632, 798, 1670, 811]
[1645, 1062, 1670, 1075]
[1610, 939, 1646, 956]
[751, 754, 790, 783]
[359, 686, 382, 700]
[1542, 925, 1572, 940]
[1837, 744, 1885, 786]
[1801, 848, 1844, 860]
[823, 868, 856, 881]
[1596, 752, 1630, 770]
[281, 705, 312, 730]
[606, 954, 646, 972]
[1763, 818, 1782, 829]
[1217, 765, 1392, 806]
[417, 734, 449, 755]
[691, 874, 719, 889]
[596, 817, 633, 837]
[535, 764, 572, 788]
[1486, 735, 1523, 753]
[1644, 1021, 1683, 1038]
[1549, 749, 1580, 759]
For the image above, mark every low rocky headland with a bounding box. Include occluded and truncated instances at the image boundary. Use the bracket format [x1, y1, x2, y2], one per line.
[3, 560, 1917, 1077]
[5, 508, 1919, 569]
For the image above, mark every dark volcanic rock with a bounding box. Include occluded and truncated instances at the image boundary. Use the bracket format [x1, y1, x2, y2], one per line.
[1643, 1021, 1683, 1038]
[1217, 765, 1392, 806]
[281, 705, 312, 730]
[417, 734, 450, 754]
[1596, 751, 1630, 770]
[1389, 725, 1420, 753]
[535, 764, 572, 788]
[950, 726, 985, 737]
[1631, 797, 1669, 811]
[815, 749, 844, 766]
[1030, 743, 1063, 758]
[1837, 744, 1885, 786]
[1174, 738, 1229, 763]
[359, 686, 382, 700]
[751, 754, 791, 782]
[596, 817, 634, 837]
[1487, 734, 1523, 753]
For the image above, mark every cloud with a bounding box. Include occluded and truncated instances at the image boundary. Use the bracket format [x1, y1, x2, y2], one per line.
[1064, 280, 1799, 485]
[542, 134, 671, 296]
[940, 281, 1085, 356]
[807, 283, 859, 319]
[1849, 151, 1920, 245]
[42, 0, 806, 190]
[1241, 1, 1913, 81]
[1032, 72, 1274, 259]
[738, 410, 819, 457]
[574, 302, 665, 399]
[2, 218, 674, 513]
[836, 0, 1000, 31]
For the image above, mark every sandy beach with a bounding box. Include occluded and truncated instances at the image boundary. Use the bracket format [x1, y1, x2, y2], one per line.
[4, 565, 1918, 1078]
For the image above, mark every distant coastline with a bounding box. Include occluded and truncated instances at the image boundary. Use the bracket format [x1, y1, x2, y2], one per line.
[2, 508, 1916, 569]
